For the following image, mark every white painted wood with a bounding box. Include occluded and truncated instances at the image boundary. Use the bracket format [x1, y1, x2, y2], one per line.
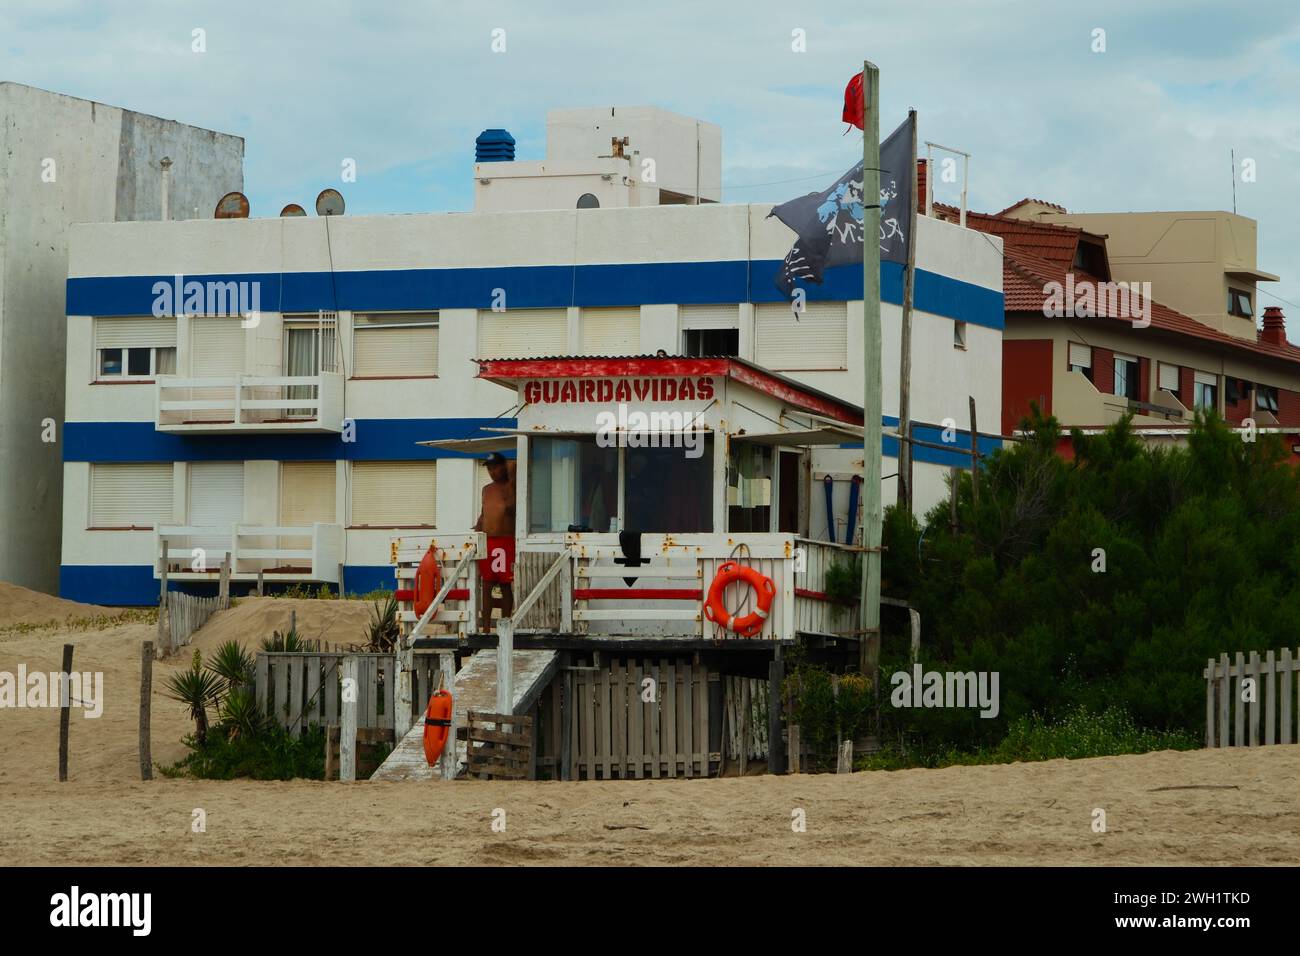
[340, 656, 358, 782]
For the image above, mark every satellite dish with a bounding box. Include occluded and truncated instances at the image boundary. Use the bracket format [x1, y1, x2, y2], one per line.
[214, 192, 250, 219]
[315, 188, 345, 216]
[576, 193, 600, 209]
[280, 203, 307, 217]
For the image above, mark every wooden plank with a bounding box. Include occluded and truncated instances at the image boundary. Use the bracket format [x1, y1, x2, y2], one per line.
[649, 661, 660, 779]
[681, 659, 693, 778]
[1282, 648, 1294, 746]
[1234, 652, 1245, 747]
[740, 677, 751, 775]
[274, 655, 291, 729]
[629, 660, 643, 779]
[664, 659, 677, 778]
[583, 669, 595, 781]
[597, 661, 610, 780]
[384, 656, 396, 729]
[324, 656, 339, 725]
[1248, 651, 1261, 746]
[289, 655, 305, 734]
[306, 655, 321, 729]
[256, 653, 269, 718]
[325, 725, 338, 781]
[609, 660, 624, 778]
[1204, 658, 1215, 749]
[1265, 650, 1277, 746]
[561, 667, 574, 781]
[696, 661, 710, 777]
[1218, 652, 1230, 749]
[340, 657, 358, 781]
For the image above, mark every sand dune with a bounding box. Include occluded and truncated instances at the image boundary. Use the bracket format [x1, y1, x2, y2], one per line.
[2, 599, 1298, 866]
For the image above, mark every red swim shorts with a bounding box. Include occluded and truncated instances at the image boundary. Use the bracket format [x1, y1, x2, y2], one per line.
[479, 536, 515, 585]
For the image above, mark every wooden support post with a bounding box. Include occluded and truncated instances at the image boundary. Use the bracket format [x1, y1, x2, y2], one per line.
[768, 654, 785, 774]
[909, 607, 921, 664]
[139, 641, 154, 780]
[496, 617, 514, 715]
[896, 108, 918, 514]
[156, 548, 169, 656]
[337, 563, 344, 596]
[969, 396, 980, 506]
[788, 725, 801, 774]
[340, 656, 358, 782]
[560, 655, 573, 781]
[837, 739, 854, 774]
[739, 677, 750, 777]
[394, 645, 413, 742]
[439, 652, 458, 780]
[949, 466, 959, 535]
[218, 554, 230, 608]
[257, 569, 264, 597]
[58, 643, 73, 782]
[290, 609, 297, 636]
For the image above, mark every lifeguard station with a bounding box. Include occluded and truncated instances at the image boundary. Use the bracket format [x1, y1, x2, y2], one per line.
[374, 356, 868, 781]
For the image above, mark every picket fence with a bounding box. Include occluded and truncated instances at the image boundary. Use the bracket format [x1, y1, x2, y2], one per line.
[1204, 649, 1300, 747]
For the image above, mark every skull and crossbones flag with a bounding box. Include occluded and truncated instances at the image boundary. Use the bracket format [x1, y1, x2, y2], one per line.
[768, 113, 914, 298]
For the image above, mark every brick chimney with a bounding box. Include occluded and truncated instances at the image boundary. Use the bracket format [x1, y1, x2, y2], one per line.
[1261, 305, 1287, 346]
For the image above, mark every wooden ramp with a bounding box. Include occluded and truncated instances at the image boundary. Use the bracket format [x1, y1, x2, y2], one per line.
[370, 648, 559, 782]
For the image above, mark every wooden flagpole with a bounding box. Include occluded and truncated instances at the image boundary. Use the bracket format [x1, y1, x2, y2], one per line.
[860, 62, 883, 680]
[897, 109, 918, 512]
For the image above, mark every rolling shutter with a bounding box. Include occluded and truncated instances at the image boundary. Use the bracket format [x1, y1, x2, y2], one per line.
[280, 462, 336, 526]
[680, 304, 739, 330]
[94, 316, 177, 349]
[1068, 342, 1092, 369]
[478, 309, 567, 359]
[90, 463, 173, 527]
[190, 317, 246, 375]
[580, 307, 640, 355]
[351, 461, 437, 527]
[754, 301, 847, 370]
[353, 313, 439, 376]
[188, 462, 244, 554]
[1158, 362, 1179, 392]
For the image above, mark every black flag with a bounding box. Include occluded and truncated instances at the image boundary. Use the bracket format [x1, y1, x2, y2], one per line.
[769, 115, 914, 297]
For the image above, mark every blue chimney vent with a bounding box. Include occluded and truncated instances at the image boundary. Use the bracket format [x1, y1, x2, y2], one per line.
[475, 129, 516, 163]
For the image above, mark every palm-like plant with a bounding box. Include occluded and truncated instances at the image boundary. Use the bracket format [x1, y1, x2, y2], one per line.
[364, 594, 400, 653]
[262, 628, 304, 652]
[208, 640, 255, 689]
[163, 654, 226, 744]
[218, 687, 270, 740]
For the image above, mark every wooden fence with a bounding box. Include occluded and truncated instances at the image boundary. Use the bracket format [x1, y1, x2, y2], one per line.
[255, 651, 443, 734]
[1205, 649, 1300, 747]
[723, 676, 769, 762]
[537, 657, 719, 780]
[158, 591, 228, 657]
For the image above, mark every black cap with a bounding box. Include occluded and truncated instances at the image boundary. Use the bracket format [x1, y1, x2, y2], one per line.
[486, 452, 508, 465]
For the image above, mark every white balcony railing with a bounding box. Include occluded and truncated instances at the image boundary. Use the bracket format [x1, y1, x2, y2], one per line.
[155, 372, 344, 433]
[155, 523, 344, 583]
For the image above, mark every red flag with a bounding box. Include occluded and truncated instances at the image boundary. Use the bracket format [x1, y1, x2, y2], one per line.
[842, 71, 864, 129]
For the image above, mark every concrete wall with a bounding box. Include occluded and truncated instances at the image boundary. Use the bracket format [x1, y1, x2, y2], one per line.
[0, 82, 242, 593]
[63, 201, 1002, 603]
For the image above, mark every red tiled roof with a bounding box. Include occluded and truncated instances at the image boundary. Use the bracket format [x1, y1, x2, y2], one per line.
[996, 197, 1067, 216]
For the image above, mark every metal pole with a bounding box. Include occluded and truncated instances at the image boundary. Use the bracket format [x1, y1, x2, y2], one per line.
[896, 109, 918, 513]
[859, 61, 883, 680]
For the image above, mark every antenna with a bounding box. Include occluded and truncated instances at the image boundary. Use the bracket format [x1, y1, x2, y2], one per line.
[1231, 148, 1237, 214]
[214, 191, 250, 219]
[315, 188, 345, 216]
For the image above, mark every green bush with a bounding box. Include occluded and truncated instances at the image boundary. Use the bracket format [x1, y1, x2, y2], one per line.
[785, 666, 873, 769]
[161, 723, 326, 781]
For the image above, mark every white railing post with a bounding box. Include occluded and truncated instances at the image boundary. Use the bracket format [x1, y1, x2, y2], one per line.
[560, 551, 573, 633]
[496, 617, 514, 715]
[340, 656, 358, 781]
[232, 373, 243, 425]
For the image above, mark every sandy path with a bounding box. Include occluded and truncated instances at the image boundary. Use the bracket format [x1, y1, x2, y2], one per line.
[3, 605, 1298, 865]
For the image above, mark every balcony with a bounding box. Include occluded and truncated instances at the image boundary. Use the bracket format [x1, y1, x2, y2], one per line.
[155, 373, 344, 433]
[155, 523, 345, 583]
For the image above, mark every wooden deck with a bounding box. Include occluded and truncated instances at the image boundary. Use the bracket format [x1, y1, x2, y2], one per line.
[370, 648, 559, 782]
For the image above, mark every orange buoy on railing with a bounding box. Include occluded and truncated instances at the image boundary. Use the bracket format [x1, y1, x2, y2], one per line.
[423, 688, 453, 766]
[413, 545, 442, 618]
[703, 561, 776, 638]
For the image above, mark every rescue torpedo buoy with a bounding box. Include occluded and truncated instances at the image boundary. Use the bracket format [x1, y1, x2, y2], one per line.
[703, 561, 776, 638]
[423, 689, 453, 765]
[413, 544, 442, 617]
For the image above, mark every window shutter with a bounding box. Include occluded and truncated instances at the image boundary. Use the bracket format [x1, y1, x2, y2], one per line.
[754, 302, 847, 370]
[279, 462, 337, 526]
[1158, 363, 1179, 392]
[1068, 342, 1092, 369]
[94, 316, 178, 349]
[351, 461, 437, 527]
[478, 309, 568, 359]
[190, 317, 246, 375]
[90, 463, 173, 527]
[1194, 370, 1217, 387]
[580, 307, 640, 355]
[680, 304, 739, 330]
[353, 314, 439, 376]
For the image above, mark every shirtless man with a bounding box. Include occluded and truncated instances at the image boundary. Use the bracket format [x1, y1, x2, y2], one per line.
[475, 453, 516, 631]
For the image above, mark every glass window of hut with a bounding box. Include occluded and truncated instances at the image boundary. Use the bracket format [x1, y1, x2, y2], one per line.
[528, 436, 618, 533]
[624, 438, 713, 533]
[727, 441, 774, 533]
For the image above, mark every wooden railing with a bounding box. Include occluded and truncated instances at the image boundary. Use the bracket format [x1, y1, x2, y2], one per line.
[157, 523, 344, 582]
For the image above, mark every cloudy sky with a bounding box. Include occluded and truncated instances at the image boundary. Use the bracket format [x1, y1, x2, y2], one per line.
[6, 0, 1300, 315]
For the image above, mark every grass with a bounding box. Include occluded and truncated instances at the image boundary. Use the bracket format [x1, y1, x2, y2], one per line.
[858, 705, 1200, 771]
[0, 608, 158, 637]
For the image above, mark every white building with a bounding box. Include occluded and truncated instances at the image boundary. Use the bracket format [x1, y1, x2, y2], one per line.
[0, 82, 243, 594]
[60, 106, 1002, 605]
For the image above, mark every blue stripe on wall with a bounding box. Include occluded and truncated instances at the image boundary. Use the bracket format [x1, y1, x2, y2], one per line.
[63, 418, 515, 463]
[67, 260, 1003, 330]
[59, 564, 402, 605]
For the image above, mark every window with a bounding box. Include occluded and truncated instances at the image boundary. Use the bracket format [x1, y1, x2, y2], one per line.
[1072, 241, 1109, 277]
[1193, 371, 1218, 410]
[1157, 362, 1180, 393]
[1067, 342, 1093, 381]
[353, 312, 439, 377]
[728, 441, 773, 533]
[1257, 385, 1280, 414]
[527, 435, 713, 534]
[93, 316, 177, 380]
[351, 461, 437, 527]
[953, 321, 967, 350]
[580, 307, 640, 356]
[1113, 354, 1140, 400]
[684, 328, 739, 357]
[479, 309, 568, 359]
[1228, 288, 1253, 318]
[681, 304, 740, 357]
[754, 301, 848, 370]
[89, 463, 173, 527]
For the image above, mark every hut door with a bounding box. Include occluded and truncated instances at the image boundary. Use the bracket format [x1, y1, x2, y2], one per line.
[777, 450, 804, 534]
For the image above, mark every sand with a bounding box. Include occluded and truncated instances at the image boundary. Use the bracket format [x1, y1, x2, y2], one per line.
[0, 581, 108, 631]
[2, 598, 1299, 866]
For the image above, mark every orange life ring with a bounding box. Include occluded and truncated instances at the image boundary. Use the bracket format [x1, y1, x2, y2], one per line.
[704, 562, 776, 638]
[423, 689, 453, 765]
[413, 545, 442, 617]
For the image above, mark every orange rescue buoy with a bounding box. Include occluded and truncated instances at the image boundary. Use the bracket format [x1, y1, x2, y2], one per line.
[703, 561, 776, 638]
[423, 689, 453, 765]
[413, 545, 442, 617]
